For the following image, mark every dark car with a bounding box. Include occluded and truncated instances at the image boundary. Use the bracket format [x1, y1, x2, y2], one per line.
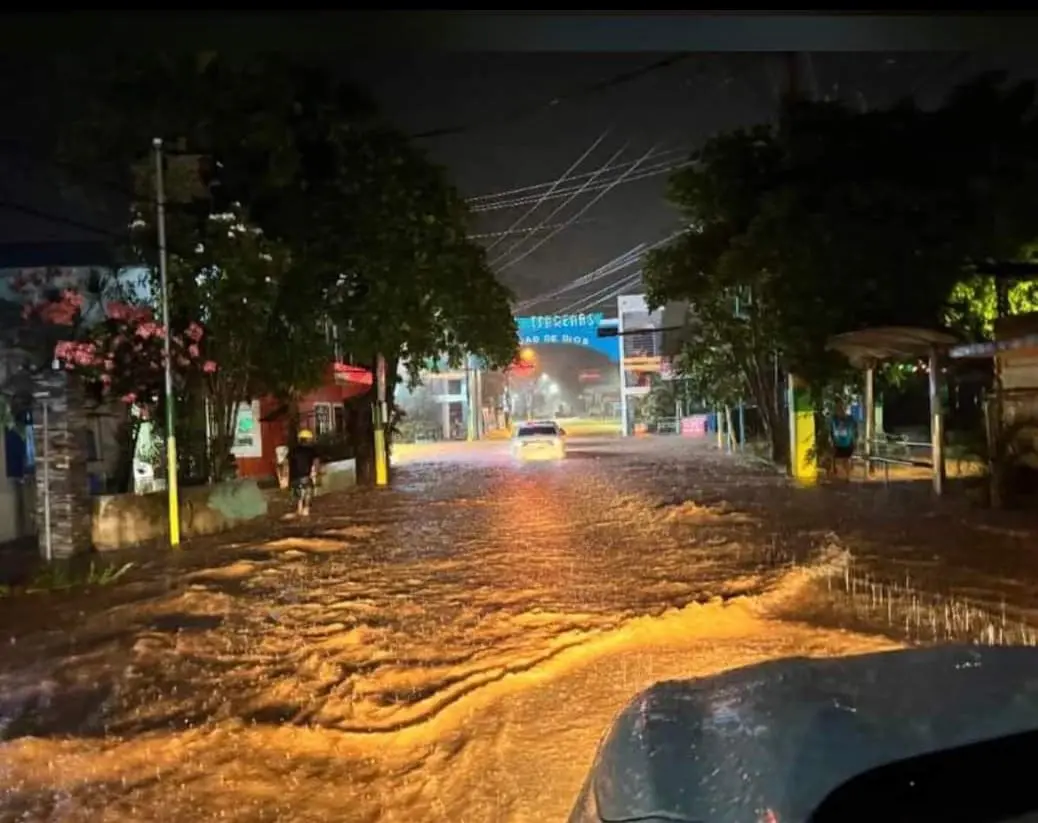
[568, 645, 1038, 823]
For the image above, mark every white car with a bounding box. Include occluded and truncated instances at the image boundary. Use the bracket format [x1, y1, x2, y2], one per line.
[511, 420, 567, 461]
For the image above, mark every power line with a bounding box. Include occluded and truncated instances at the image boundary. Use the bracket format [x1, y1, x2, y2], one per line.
[559, 271, 643, 315]
[411, 53, 694, 141]
[497, 145, 663, 274]
[468, 219, 597, 240]
[514, 227, 688, 311]
[471, 159, 693, 213]
[0, 198, 123, 242]
[466, 148, 689, 204]
[484, 129, 609, 254]
[514, 243, 646, 311]
[490, 142, 628, 268]
[0, 136, 145, 207]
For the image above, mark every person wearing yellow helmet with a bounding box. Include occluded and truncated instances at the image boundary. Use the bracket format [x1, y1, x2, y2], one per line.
[288, 428, 320, 517]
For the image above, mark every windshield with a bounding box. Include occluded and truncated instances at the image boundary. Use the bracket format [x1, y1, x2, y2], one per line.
[9, 29, 1038, 823]
[517, 424, 559, 437]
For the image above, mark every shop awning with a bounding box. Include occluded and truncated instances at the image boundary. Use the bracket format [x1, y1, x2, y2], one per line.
[331, 362, 373, 387]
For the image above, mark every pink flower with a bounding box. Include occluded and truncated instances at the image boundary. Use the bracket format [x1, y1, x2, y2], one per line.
[121, 392, 137, 404]
[105, 301, 134, 321]
[202, 360, 218, 374]
[59, 290, 84, 310]
[37, 300, 79, 326]
[135, 321, 163, 340]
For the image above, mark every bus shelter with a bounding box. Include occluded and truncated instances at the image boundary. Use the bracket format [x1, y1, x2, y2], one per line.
[826, 327, 957, 495]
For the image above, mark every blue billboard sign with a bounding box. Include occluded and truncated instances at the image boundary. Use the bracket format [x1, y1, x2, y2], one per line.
[516, 312, 620, 362]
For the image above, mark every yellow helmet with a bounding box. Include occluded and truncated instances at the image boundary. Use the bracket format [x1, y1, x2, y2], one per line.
[298, 429, 314, 441]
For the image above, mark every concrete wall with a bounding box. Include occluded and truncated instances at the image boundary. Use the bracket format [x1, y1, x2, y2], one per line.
[92, 478, 269, 552]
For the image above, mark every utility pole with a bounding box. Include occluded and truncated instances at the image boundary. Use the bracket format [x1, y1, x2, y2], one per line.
[466, 354, 477, 441]
[374, 353, 389, 486]
[153, 138, 180, 547]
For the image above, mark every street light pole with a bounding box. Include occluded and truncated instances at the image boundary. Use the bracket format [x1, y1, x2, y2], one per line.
[153, 138, 181, 547]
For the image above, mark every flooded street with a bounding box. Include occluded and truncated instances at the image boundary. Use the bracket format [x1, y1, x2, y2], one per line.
[1, 437, 1036, 822]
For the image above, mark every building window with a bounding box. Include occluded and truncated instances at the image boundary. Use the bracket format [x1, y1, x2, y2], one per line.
[447, 379, 463, 396]
[333, 404, 345, 435]
[313, 403, 333, 435]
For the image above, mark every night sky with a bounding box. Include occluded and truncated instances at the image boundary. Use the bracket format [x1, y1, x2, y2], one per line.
[3, 49, 1038, 318]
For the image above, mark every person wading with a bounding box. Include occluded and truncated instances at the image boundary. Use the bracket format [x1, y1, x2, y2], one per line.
[288, 429, 320, 517]
[828, 400, 858, 481]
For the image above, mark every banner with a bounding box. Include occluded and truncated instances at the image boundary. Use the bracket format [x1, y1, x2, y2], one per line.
[680, 415, 709, 437]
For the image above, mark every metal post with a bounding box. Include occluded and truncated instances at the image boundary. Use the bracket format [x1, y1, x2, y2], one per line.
[617, 306, 629, 437]
[153, 138, 180, 547]
[374, 353, 389, 485]
[864, 361, 876, 477]
[737, 401, 746, 450]
[503, 372, 512, 430]
[465, 357, 475, 442]
[715, 407, 724, 450]
[928, 347, 946, 496]
[474, 364, 483, 439]
[34, 394, 52, 563]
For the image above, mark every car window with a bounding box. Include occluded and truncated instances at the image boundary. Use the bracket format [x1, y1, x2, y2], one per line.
[517, 424, 559, 437]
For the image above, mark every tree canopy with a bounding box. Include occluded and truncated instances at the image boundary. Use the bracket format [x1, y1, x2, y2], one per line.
[54, 52, 518, 482]
[644, 72, 1038, 459]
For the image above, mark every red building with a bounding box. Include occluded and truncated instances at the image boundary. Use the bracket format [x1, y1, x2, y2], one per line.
[234, 362, 373, 480]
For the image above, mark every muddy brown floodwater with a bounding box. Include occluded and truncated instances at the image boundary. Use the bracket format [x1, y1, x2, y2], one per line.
[1, 437, 1036, 822]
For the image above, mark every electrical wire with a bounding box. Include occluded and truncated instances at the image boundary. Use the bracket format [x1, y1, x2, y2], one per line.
[0, 198, 123, 242]
[411, 53, 694, 140]
[490, 142, 629, 269]
[514, 226, 688, 311]
[468, 219, 597, 240]
[470, 158, 693, 213]
[484, 129, 609, 253]
[513, 242, 646, 311]
[559, 271, 643, 315]
[496, 144, 661, 273]
[466, 148, 689, 204]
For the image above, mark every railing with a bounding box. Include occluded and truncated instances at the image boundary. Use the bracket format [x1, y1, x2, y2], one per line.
[851, 432, 934, 483]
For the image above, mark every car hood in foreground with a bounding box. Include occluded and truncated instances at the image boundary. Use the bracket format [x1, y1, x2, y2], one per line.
[571, 645, 1038, 822]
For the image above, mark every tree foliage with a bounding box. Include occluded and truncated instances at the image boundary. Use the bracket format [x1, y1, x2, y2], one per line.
[645, 72, 1038, 461]
[131, 202, 326, 479]
[56, 52, 518, 484]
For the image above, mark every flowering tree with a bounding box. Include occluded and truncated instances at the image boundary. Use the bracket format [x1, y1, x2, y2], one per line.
[3, 267, 215, 491]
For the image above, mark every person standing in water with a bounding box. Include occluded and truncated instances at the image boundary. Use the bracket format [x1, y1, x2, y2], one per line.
[288, 429, 320, 517]
[828, 401, 858, 481]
